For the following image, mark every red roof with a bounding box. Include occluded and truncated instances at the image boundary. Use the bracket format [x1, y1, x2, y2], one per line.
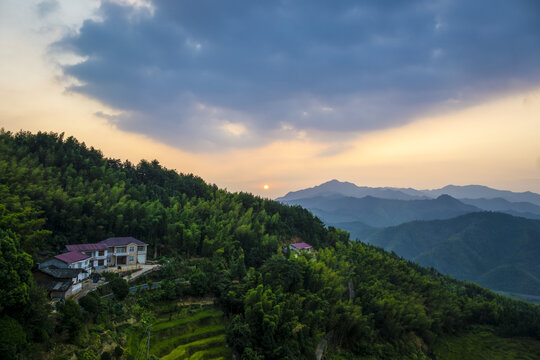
[66, 243, 108, 252]
[99, 237, 147, 247]
[54, 251, 90, 264]
[291, 242, 312, 250]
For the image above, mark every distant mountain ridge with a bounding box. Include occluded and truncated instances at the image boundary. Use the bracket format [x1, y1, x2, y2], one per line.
[277, 179, 427, 201]
[277, 180, 540, 206]
[277, 180, 540, 219]
[365, 212, 540, 296]
[280, 193, 480, 229]
[422, 185, 540, 206]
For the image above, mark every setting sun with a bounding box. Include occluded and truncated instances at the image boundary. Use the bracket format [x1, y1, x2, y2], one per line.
[263, 184, 269, 190]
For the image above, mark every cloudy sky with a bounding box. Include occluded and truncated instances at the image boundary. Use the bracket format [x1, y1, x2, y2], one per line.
[1, 0, 540, 196]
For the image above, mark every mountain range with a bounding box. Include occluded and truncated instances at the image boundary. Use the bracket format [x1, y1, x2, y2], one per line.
[277, 180, 540, 238]
[278, 179, 540, 206]
[277, 180, 540, 298]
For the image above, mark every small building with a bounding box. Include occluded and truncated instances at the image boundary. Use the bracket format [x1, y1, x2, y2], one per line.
[33, 266, 85, 299]
[290, 242, 313, 253]
[100, 237, 148, 268]
[52, 251, 91, 281]
[66, 243, 109, 269]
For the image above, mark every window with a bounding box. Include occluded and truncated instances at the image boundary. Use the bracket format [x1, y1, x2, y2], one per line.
[129, 256, 134, 262]
[137, 246, 145, 252]
[98, 259, 104, 266]
[129, 246, 134, 252]
[117, 247, 126, 253]
[98, 250, 105, 256]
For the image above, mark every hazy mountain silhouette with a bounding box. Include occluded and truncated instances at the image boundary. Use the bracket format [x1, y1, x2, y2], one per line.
[421, 185, 540, 206]
[279, 193, 480, 229]
[459, 197, 540, 219]
[277, 180, 540, 222]
[276, 179, 426, 201]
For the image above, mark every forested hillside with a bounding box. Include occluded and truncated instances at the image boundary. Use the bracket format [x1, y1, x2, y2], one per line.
[0, 130, 336, 261]
[1, 130, 540, 360]
[366, 212, 540, 297]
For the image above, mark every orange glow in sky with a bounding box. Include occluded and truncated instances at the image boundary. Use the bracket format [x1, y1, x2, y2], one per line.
[1, 0, 539, 199]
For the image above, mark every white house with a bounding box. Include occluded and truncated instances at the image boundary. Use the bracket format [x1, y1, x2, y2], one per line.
[52, 251, 91, 282]
[66, 243, 109, 269]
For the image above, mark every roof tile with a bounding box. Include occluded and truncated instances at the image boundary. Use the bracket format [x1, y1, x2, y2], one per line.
[54, 251, 90, 264]
[99, 237, 147, 247]
[66, 243, 108, 252]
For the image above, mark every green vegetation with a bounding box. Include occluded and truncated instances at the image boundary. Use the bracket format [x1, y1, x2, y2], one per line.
[434, 326, 540, 360]
[127, 305, 230, 360]
[0, 130, 539, 359]
[366, 212, 540, 296]
[225, 246, 540, 359]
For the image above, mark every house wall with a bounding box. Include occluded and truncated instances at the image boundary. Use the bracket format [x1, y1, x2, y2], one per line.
[33, 271, 51, 283]
[106, 243, 147, 267]
[51, 289, 70, 299]
[137, 245, 147, 264]
[107, 247, 115, 266]
[68, 259, 91, 281]
[33, 271, 74, 299]
[127, 243, 138, 265]
[92, 249, 108, 268]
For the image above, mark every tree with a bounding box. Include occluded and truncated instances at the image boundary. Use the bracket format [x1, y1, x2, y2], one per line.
[0, 230, 33, 313]
[79, 292, 100, 315]
[56, 299, 83, 342]
[189, 269, 209, 296]
[0, 316, 26, 359]
[111, 277, 129, 300]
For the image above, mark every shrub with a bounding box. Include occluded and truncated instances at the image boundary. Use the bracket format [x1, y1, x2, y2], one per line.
[80, 292, 100, 314]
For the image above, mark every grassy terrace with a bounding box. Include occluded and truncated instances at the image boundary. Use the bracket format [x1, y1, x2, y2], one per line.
[129, 305, 231, 360]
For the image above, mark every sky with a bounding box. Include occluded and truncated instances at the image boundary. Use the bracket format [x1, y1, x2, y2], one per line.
[1, 0, 540, 198]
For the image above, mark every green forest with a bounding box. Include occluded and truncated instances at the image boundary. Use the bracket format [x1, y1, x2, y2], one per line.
[366, 212, 540, 297]
[1, 130, 540, 360]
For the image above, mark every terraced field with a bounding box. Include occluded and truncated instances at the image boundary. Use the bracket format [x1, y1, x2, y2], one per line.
[130, 305, 231, 360]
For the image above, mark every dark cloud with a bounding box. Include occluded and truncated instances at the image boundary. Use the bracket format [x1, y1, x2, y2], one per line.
[36, 0, 59, 18]
[54, 0, 540, 151]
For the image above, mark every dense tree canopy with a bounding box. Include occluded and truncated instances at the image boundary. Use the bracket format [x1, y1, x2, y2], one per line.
[0, 130, 539, 359]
